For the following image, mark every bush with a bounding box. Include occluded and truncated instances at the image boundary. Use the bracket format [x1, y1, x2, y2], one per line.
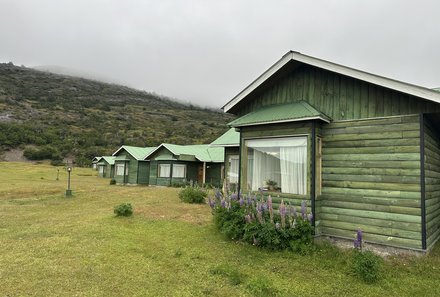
[209, 191, 314, 251]
[178, 185, 207, 204]
[114, 203, 133, 217]
[109, 179, 116, 185]
[350, 250, 382, 283]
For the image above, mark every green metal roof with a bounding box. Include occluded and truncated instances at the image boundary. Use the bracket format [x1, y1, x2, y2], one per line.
[228, 101, 331, 127]
[210, 128, 240, 147]
[98, 156, 116, 165]
[433, 88, 440, 92]
[113, 145, 156, 160]
[92, 156, 102, 163]
[146, 144, 224, 163]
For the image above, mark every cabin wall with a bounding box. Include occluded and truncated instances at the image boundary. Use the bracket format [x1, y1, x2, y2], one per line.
[319, 115, 422, 249]
[114, 161, 126, 184]
[150, 161, 199, 186]
[424, 119, 440, 248]
[240, 121, 313, 209]
[237, 65, 440, 119]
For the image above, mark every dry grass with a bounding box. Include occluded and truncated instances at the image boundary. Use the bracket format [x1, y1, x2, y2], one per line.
[1, 162, 440, 296]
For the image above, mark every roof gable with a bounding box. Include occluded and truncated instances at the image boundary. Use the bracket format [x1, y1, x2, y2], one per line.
[112, 145, 156, 160]
[223, 51, 440, 113]
[210, 128, 240, 147]
[144, 143, 224, 162]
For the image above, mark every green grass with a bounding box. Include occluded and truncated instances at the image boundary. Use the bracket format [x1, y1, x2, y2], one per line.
[1, 162, 440, 296]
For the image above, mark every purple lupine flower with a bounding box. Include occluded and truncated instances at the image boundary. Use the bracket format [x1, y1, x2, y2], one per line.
[221, 199, 226, 208]
[253, 194, 258, 203]
[301, 200, 307, 220]
[256, 209, 263, 224]
[279, 200, 286, 228]
[268, 195, 274, 224]
[239, 197, 244, 207]
[262, 202, 268, 212]
[307, 213, 313, 223]
[215, 190, 222, 200]
[230, 193, 238, 201]
[208, 197, 215, 209]
[290, 205, 297, 219]
[247, 195, 252, 206]
[275, 222, 280, 230]
[354, 228, 363, 250]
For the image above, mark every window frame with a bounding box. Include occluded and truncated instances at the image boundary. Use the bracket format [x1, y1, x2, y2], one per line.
[172, 164, 187, 178]
[158, 164, 171, 178]
[242, 134, 309, 196]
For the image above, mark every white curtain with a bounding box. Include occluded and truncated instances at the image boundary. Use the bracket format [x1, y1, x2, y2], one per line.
[251, 150, 281, 191]
[229, 156, 239, 183]
[172, 164, 186, 178]
[159, 164, 171, 177]
[280, 146, 307, 194]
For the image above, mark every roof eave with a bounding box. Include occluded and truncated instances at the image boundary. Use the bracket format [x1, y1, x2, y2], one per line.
[230, 115, 330, 128]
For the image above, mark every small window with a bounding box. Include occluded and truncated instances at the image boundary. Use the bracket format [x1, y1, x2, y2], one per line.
[158, 164, 171, 177]
[115, 164, 125, 176]
[172, 164, 186, 178]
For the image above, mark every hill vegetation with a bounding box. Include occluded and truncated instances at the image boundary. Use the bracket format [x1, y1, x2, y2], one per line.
[0, 62, 235, 165]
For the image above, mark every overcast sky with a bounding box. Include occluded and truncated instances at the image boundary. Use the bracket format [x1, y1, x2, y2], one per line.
[1, 0, 439, 107]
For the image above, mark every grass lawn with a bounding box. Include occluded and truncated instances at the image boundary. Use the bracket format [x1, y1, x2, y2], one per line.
[1, 162, 440, 296]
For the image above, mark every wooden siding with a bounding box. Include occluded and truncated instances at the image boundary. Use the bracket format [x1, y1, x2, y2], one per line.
[113, 153, 139, 184]
[237, 65, 440, 120]
[240, 122, 313, 209]
[318, 115, 422, 249]
[113, 161, 126, 184]
[138, 161, 150, 185]
[424, 119, 440, 248]
[149, 161, 199, 186]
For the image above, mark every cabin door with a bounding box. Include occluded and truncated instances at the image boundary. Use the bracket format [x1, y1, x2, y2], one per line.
[197, 164, 204, 185]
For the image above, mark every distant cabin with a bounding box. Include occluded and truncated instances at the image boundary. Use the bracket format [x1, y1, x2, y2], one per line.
[210, 128, 240, 191]
[223, 51, 440, 251]
[91, 157, 101, 170]
[144, 144, 224, 187]
[97, 156, 115, 178]
[112, 146, 156, 185]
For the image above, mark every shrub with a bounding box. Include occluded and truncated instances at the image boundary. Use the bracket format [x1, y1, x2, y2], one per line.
[350, 250, 382, 283]
[114, 203, 133, 217]
[109, 179, 116, 185]
[209, 191, 314, 251]
[178, 185, 207, 204]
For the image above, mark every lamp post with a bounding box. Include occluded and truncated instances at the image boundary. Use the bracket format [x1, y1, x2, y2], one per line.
[66, 166, 73, 197]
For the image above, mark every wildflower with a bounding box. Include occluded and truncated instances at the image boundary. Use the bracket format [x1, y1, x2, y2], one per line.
[230, 193, 238, 201]
[239, 197, 244, 207]
[221, 199, 226, 208]
[268, 195, 274, 224]
[275, 222, 280, 230]
[301, 200, 307, 219]
[208, 197, 215, 209]
[307, 213, 313, 223]
[215, 190, 222, 200]
[247, 195, 252, 206]
[354, 228, 363, 250]
[279, 200, 286, 228]
[290, 204, 297, 218]
[256, 209, 263, 224]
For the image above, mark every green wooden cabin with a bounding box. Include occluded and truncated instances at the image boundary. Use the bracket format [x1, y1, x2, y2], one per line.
[97, 156, 115, 178]
[112, 146, 156, 185]
[210, 128, 240, 191]
[223, 51, 440, 251]
[92, 157, 101, 170]
[145, 144, 224, 187]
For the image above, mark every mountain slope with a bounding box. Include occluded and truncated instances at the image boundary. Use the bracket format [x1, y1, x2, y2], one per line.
[0, 62, 235, 165]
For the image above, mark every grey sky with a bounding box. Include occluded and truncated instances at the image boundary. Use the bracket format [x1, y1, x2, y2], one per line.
[1, 0, 439, 107]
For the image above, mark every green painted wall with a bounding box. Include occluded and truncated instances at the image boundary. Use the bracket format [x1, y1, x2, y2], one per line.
[98, 162, 114, 178]
[236, 65, 440, 119]
[149, 160, 158, 185]
[149, 161, 200, 186]
[319, 115, 422, 249]
[225, 147, 240, 192]
[424, 119, 440, 248]
[239, 121, 313, 209]
[113, 160, 126, 184]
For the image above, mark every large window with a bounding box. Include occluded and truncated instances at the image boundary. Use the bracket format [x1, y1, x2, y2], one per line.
[158, 164, 171, 177]
[115, 163, 125, 176]
[172, 164, 186, 178]
[244, 136, 307, 195]
[227, 155, 239, 183]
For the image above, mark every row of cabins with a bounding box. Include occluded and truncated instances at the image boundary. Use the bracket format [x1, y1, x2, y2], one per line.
[92, 138, 238, 188]
[95, 50, 440, 253]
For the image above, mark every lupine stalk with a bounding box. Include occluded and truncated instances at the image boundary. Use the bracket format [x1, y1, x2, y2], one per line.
[354, 228, 363, 250]
[279, 200, 286, 228]
[268, 195, 274, 224]
[301, 200, 307, 220]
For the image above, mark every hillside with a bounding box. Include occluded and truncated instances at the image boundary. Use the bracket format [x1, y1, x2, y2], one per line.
[0, 62, 235, 165]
